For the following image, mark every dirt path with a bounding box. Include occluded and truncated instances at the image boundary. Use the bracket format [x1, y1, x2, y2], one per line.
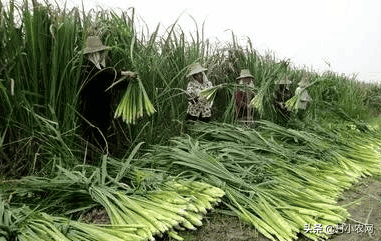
[160, 176, 381, 241]
[328, 176, 381, 241]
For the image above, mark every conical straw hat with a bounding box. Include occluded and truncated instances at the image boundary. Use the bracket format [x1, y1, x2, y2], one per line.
[83, 36, 110, 54]
[276, 76, 292, 85]
[236, 69, 254, 80]
[186, 63, 208, 77]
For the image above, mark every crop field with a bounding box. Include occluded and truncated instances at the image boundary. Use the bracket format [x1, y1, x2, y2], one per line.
[1, 1, 381, 240]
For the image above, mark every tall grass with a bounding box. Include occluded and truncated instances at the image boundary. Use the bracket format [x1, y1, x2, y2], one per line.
[1, 1, 84, 175]
[363, 82, 381, 115]
[0, 0, 378, 177]
[308, 71, 370, 122]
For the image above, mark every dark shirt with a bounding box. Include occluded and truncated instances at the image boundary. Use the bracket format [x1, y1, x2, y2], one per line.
[79, 60, 128, 150]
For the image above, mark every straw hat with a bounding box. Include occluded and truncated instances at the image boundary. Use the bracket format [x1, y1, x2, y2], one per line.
[236, 69, 254, 80]
[186, 63, 208, 77]
[276, 76, 292, 85]
[83, 36, 110, 54]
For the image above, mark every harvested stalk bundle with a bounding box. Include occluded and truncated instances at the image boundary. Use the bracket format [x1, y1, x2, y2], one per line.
[0, 200, 147, 241]
[199, 85, 219, 102]
[200, 83, 245, 103]
[285, 95, 297, 110]
[89, 180, 224, 241]
[285, 88, 311, 111]
[250, 89, 264, 111]
[114, 76, 156, 124]
[286, 79, 319, 111]
[2, 161, 224, 241]
[247, 75, 273, 117]
[199, 83, 233, 102]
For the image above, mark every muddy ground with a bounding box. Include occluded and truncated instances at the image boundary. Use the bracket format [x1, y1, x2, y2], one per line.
[328, 176, 381, 241]
[159, 176, 381, 241]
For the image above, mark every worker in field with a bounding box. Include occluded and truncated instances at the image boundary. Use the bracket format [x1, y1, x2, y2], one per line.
[294, 73, 312, 120]
[79, 35, 137, 159]
[235, 69, 255, 121]
[274, 76, 293, 122]
[185, 63, 214, 122]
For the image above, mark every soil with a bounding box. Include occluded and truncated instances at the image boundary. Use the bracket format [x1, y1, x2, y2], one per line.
[159, 176, 381, 241]
[328, 176, 381, 241]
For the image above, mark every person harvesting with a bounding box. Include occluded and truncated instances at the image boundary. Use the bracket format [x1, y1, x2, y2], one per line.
[273, 76, 293, 122]
[235, 69, 255, 121]
[79, 35, 137, 157]
[185, 63, 214, 122]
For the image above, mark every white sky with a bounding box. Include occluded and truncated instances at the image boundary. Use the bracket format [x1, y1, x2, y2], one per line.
[36, 0, 381, 83]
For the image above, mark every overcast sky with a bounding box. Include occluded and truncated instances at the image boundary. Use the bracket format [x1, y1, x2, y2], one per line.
[51, 0, 381, 83]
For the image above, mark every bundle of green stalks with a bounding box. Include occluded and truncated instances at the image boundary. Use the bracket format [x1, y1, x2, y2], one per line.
[89, 180, 224, 241]
[1, 148, 225, 241]
[101, 10, 156, 125]
[284, 94, 297, 110]
[250, 89, 264, 110]
[285, 79, 320, 111]
[199, 85, 220, 102]
[0, 199, 148, 241]
[199, 83, 256, 103]
[1, 182, 223, 241]
[144, 121, 381, 241]
[246, 63, 291, 120]
[114, 76, 156, 124]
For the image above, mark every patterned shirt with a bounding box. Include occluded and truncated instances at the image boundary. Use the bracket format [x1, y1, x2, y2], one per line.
[295, 87, 311, 110]
[186, 76, 213, 118]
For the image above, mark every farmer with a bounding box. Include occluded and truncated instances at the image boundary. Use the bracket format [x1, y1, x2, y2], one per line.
[79, 35, 137, 157]
[274, 76, 293, 121]
[235, 69, 255, 120]
[185, 63, 213, 122]
[294, 73, 312, 119]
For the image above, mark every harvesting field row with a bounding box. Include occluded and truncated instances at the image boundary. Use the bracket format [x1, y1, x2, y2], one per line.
[1, 1, 381, 240]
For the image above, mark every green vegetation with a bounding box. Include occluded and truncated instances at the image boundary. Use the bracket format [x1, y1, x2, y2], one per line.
[1, 1, 381, 241]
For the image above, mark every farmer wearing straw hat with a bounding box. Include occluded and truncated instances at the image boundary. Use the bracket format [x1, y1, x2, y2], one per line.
[274, 76, 293, 121]
[185, 63, 214, 122]
[235, 69, 255, 120]
[79, 35, 137, 158]
[294, 74, 312, 117]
